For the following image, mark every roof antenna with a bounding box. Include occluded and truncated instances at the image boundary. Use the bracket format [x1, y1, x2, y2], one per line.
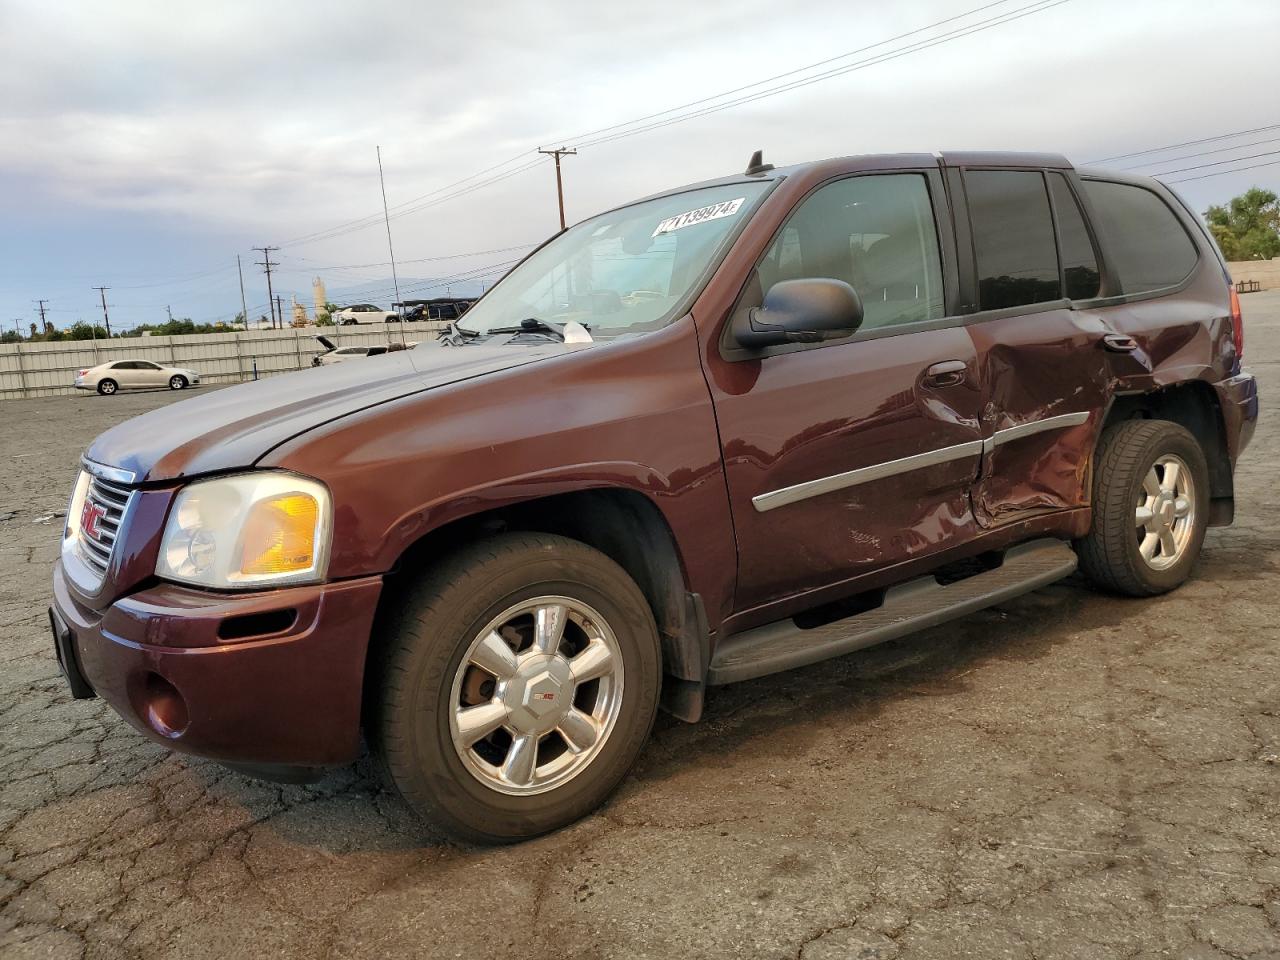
[745, 150, 774, 176]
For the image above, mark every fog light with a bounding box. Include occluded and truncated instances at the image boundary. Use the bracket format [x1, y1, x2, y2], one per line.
[142, 673, 188, 739]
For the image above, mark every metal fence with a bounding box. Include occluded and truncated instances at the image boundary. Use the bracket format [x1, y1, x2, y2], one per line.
[0, 322, 448, 399]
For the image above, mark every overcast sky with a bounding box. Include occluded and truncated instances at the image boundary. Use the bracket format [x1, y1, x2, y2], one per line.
[2, 0, 1278, 331]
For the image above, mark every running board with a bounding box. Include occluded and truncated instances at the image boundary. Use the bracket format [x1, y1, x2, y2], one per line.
[707, 538, 1077, 685]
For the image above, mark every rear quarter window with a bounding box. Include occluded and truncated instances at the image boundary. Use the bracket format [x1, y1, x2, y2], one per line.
[1080, 180, 1199, 294]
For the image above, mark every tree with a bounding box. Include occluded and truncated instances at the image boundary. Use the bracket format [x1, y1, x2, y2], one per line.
[67, 321, 108, 340]
[315, 301, 339, 326]
[1205, 187, 1280, 261]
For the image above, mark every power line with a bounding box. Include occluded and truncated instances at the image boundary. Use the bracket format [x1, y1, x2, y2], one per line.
[1114, 136, 1280, 172]
[1088, 122, 1280, 165]
[557, 0, 1025, 148]
[571, 0, 1069, 151]
[1165, 157, 1280, 184]
[1147, 149, 1280, 178]
[276, 0, 1066, 250]
[277, 157, 548, 249]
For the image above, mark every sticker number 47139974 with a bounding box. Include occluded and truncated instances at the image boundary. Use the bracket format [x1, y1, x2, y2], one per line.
[652, 197, 746, 238]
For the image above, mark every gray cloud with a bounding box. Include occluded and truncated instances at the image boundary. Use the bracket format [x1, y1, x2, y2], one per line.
[2, 0, 1278, 325]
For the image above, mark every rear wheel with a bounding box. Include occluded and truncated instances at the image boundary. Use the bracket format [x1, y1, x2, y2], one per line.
[97, 379, 117, 395]
[168, 375, 188, 390]
[372, 533, 661, 843]
[1076, 419, 1209, 596]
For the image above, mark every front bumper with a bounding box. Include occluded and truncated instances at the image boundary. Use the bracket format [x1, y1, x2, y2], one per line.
[51, 561, 383, 769]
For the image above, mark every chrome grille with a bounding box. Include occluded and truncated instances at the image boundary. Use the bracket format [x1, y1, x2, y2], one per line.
[76, 475, 134, 579]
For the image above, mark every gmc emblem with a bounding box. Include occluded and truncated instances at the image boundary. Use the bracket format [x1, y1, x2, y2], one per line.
[81, 499, 107, 541]
[533, 692, 557, 701]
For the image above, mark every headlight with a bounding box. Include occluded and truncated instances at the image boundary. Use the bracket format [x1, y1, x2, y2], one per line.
[64, 471, 91, 541]
[156, 473, 332, 589]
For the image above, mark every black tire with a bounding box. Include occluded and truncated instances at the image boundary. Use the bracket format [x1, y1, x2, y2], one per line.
[1076, 419, 1209, 596]
[97, 379, 117, 395]
[168, 375, 188, 390]
[371, 533, 661, 843]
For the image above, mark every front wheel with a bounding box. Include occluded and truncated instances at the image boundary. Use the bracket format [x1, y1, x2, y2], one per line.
[168, 375, 188, 390]
[1076, 419, 1209, 596]
[371, 533, 661, 843]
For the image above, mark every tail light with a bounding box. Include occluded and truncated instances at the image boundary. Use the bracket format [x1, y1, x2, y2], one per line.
[1228, 284, 1244, 363]
[77, 369, 89, 378]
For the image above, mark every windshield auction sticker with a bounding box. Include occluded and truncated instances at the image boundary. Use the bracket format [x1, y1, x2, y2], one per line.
[652, 197, 746, 237]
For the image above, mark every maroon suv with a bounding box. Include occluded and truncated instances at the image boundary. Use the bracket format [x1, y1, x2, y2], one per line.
[50, 150, 1258, 842]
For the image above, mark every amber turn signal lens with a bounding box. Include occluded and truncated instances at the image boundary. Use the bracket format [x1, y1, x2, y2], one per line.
[239, 493, 319, 576]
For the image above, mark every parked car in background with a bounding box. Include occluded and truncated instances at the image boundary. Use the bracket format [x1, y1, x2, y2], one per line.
[333, 304, 397, 325]
[395, 298, 473, 322]
[74, 360, 200, 395]
[50, 150, 1257, 844]
[312, 335, 416, 366]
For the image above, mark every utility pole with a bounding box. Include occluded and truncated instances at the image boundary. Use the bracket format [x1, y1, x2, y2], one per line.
[275, 295, 284, 329]
[253, 246, 280, 328]
[92, 287, 112, 337]
[373, 146, 404, 350]
[236, 254, 249, 328]
[537, 147, 577, 230]
[166, 305, 173, 323]
[34, 300, 48, 327]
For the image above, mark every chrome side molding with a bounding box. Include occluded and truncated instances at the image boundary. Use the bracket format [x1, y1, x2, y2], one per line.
[981, 411, 1089, 455]
[752, 439, 984, 513]
[751, 411, 1090, 513]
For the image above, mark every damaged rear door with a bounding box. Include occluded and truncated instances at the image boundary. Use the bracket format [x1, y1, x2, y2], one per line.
[947, 161, 1108, 526]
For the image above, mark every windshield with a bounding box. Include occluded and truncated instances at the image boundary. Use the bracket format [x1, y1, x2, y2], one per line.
[458, 181, 771, 338]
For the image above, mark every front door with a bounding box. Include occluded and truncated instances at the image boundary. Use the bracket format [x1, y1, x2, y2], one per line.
[705, 171, 986, 612]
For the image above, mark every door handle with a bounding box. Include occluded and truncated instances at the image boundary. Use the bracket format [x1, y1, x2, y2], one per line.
[1101, 333, 1138, 352]
[923, 360, 967, 388]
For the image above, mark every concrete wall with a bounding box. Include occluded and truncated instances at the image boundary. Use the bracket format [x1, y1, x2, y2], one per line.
[0, 322, 446, 399]
[1227, 259, 1280, 291]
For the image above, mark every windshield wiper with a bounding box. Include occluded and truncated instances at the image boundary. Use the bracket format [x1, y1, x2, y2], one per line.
[438, 321, 481, 346]
[486, 317, 568, 341]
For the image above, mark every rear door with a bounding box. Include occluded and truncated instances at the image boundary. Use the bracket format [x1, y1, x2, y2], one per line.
[949, 164, 1108, 524]
[705, 169, 987, 610]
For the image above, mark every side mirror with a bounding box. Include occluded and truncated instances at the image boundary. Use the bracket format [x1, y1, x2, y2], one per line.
[732, 278, 863, 350]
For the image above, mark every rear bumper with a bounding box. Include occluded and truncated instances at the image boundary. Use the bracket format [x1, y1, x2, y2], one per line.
[51, 562, 383, 769]
[1214, 371, 1259, 462]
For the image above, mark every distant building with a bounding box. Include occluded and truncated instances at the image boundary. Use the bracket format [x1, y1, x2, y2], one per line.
[313, 277, 327, 323]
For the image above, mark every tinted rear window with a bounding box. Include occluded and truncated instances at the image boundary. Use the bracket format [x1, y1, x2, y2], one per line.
[1048, 173, 1100, 300]
[1080, 180, 1198, 294]
[966, 170, 1061, 310]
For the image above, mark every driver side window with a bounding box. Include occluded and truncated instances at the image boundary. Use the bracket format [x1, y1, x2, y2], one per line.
[759, 173, 945, 331]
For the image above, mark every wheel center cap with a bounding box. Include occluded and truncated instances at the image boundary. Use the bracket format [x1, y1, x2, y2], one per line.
[503, 655, 572, 734]
[1157, 494, 1176, 526]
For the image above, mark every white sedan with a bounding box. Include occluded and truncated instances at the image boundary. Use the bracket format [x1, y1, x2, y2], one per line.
[74, 360, 201, 395]
[332, 303, 398, 325]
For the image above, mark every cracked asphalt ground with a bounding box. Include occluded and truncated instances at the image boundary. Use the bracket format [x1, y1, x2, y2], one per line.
[2, 295, 1278, 960]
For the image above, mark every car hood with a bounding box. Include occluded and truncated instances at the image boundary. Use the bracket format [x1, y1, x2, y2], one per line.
[87, 342, 570, 483]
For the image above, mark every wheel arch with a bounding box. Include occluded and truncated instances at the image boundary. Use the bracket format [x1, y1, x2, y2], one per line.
[368, 486, 711, 723]
[1100, 379, 1233, 525]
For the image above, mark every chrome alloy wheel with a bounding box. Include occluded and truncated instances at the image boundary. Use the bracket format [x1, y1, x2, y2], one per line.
[448, 596, 624, 796]
[1135, 454, 1195, 570]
